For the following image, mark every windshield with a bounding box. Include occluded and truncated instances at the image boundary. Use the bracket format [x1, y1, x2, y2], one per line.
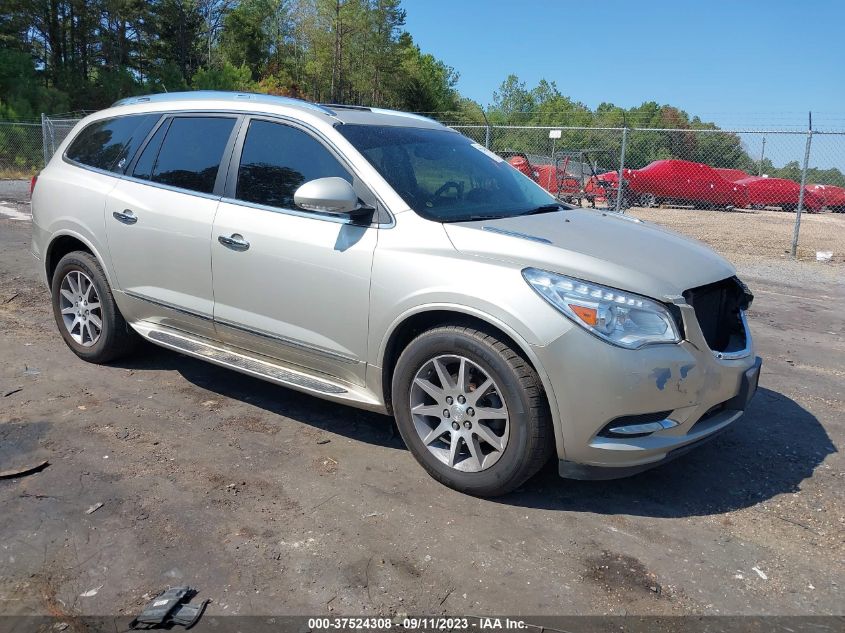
[336, 124, 558, 222]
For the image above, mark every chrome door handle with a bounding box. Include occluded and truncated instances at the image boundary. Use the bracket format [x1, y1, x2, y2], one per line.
[218, 233, 250, 251]
[113, 209, 137, 225]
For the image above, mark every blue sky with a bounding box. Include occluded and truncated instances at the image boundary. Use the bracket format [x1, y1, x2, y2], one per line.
[403, 0, 845, 130]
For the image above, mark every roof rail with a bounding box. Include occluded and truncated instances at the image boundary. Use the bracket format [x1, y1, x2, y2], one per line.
[318, 103, 372, 112]
[110, 91, 335, 115]
[369, 107, 440, 125]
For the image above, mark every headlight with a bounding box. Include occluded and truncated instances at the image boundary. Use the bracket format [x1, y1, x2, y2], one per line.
[522, 268, 680, 349]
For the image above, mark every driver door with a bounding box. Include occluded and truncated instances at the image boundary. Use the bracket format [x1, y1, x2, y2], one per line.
[211, 118, 378, 386]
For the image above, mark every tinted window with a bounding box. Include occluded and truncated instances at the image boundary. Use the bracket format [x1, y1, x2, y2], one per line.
[149, 117, 235, 194]
[132, 119, 170, 181]
[236, 120, 351, 209]
[66, 114, 159, 173]
[337, 124, 555, 222]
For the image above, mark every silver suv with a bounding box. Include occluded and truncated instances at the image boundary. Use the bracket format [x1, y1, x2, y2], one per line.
[31, 91, 761, 496]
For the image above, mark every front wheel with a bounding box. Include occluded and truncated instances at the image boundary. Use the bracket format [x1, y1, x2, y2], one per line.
[392, 326, 553, 497]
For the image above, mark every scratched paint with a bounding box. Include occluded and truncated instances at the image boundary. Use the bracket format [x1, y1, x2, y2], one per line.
[680, 363, 695, 379]
[651, 367, 672, 390]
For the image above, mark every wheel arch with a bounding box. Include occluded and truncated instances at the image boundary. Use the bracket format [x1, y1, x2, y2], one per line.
[45, 231, 110, 286]
[377, 306, 564, 457]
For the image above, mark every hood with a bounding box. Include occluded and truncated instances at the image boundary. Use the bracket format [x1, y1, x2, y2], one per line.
[443, 208, 735, 301]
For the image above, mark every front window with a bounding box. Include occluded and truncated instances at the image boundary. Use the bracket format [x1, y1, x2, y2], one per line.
[337, 124, 557, 222]
[236, 120, 352, 210]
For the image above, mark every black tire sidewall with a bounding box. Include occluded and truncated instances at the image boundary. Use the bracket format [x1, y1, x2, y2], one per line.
[392, 329, 537, 495]
[50, 252, 126, 363]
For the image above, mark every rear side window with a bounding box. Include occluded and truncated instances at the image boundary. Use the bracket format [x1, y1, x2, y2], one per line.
[65, 114, 159, 173]
[235, 120, 351, 209]
[139, 117, 236, 195]
[131, 120, 170, 181]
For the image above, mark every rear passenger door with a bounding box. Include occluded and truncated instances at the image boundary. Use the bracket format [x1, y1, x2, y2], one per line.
[104, 114, 239, 334]
[211, 118, 378, 386]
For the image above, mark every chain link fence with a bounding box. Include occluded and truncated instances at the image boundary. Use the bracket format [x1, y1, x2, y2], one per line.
[1, 113, 842, 259]
[452, 123, 845, 258]
[0, 121, 44, 178]
[0, 115, 81, 178]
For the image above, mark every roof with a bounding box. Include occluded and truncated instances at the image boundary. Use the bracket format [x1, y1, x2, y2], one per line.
[110, 91, 446, 130]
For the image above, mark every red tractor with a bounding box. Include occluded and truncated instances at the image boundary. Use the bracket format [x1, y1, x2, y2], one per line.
[502, 152, 580, 198]
[502, 150, 634, 209]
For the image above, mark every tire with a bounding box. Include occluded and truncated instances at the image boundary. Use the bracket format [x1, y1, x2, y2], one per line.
[391, 325, 553, 497]
[51, 251, 138, 363]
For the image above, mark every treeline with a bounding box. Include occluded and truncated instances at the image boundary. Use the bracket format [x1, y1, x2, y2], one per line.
[0, 0, 460, 118]
[1, 1, 842, 185]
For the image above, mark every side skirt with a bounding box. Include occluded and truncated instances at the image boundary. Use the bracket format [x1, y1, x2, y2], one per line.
[131, 321, 387, 413]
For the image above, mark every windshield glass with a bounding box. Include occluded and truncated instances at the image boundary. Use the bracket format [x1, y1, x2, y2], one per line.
[336, 124, 557, 222]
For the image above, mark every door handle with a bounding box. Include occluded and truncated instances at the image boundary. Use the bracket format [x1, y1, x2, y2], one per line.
[218, 233, 250, 251]
[113, 209, 137, 225]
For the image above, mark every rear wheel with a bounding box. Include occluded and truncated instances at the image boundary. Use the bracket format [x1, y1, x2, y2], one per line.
[51, 251, 138, 363]
[392, 326, 553, 497]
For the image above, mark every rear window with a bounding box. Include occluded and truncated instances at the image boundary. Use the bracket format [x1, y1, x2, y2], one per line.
[65, 114, 159, 173]
[135, 116, 236, 195]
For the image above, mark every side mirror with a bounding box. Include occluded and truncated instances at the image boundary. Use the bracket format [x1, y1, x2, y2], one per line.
[294, 177, 369, 216]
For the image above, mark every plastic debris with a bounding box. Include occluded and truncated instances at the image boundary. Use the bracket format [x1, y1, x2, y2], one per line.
[80, 585, 103, 597]
[85, 502, 104, 515]
[816, 251, 833, 262]
[752, 566, 768, 580]
[130, 586, 209, 630]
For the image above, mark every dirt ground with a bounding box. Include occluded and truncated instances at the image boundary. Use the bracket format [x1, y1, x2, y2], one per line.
[628, 205, 845, 266]
[1, 182, 843, 620]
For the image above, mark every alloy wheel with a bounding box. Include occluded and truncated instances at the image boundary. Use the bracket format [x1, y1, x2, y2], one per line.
[59, 270, 103, 347]
[409, 354, 510, 472]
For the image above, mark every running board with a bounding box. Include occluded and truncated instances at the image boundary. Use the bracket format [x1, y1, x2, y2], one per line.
[133, 323, 384, 410]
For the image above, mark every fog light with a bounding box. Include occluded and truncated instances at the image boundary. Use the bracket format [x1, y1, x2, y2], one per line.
[607, 418, 678, 436]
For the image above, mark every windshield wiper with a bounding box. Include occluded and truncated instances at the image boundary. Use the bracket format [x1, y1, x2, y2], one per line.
[519, 204, 563, 216]
[444, 214, 509, 223]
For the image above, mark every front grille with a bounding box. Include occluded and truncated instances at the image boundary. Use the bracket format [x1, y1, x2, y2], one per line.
[683, 277, 752, 353]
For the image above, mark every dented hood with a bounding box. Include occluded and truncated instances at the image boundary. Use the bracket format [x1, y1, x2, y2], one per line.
[443, 208, 736, 300]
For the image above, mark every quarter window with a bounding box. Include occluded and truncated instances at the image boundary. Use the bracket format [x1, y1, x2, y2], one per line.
[142, 116, 236, 195]
[131, 119, 170, 181]
[65, 114, 159, 173]
[236, 120, 351, 209]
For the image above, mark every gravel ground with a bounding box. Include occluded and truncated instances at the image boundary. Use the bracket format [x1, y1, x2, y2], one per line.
[0, 182, 843, 621]
[628, 205, 845, 268]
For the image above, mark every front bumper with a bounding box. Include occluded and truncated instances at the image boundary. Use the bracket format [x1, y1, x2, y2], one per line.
[531, 304, 760, 478]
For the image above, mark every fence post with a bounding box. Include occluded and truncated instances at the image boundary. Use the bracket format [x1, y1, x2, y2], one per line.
[790, 113, 813, 258]
[41, 113, 49, 167]
[614, 126, 628, 213]
[481, 109, 491, 149]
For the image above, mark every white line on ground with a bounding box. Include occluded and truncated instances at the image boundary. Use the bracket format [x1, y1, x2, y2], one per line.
[0, 203, 31, 221]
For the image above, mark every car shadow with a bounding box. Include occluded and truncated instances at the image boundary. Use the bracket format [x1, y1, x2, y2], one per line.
[497, 387, 837, 517]
[117, 347, 835, 518]
[117, 343, 404, 450]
